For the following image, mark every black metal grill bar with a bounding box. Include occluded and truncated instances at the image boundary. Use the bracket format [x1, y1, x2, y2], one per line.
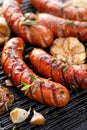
[24, 100, 87, 130]
[42, 99, 87, 129]
[46, 96, 87, 120]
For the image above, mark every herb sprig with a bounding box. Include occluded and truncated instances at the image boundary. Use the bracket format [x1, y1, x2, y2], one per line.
[60, 59, 70, 72]
[66, 20, 76, 26]
[70, 80, 79, 90]
[20, 74, 40, 95]
[21, 16, 39, 26]
[21, 20, 39, 26]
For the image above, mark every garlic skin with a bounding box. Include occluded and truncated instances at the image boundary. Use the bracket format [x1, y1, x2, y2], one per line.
[30, 110, 46, 125]
[72, 0, 87, 9]
[5, 79, 13, 86]
[10, 108, 31, 123]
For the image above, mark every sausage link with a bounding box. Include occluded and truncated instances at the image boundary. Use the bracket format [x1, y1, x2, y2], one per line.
[2, 0, 53, 48]
[1, 37, 70, 107]
[30, 48, 87, 89]
[36, 13, 87, 42]
[30, 0, 87, 21]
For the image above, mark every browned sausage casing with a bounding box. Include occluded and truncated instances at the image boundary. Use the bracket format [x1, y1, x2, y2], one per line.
[2, 0, 53, 48]
[30, 48, 87, 89]
[31, 0, 87, 21]
[1, 37, 70, 107]
[36, 13, 87, 42]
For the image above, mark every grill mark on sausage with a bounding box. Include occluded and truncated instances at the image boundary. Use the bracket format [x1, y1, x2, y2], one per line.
[31, 0, 87, 21]
[2, 38, 70, 107]
[3, 0, 53, 48]
[40, 56, 52, 77]
[51, 84, 58, 106]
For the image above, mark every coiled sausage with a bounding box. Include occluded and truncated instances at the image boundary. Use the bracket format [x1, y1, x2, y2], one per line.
[1, 37, 70, 107]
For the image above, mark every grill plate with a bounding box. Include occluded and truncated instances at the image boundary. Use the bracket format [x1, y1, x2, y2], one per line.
[0, 0, 87, 130]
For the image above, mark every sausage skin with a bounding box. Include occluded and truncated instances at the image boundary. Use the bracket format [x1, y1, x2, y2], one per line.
[30, 0, 87, 21]
[1, 37, 70, 107]
[30, 48, 87, 89]
[37, 13, 87, 42]
[2, 0, 53, 48]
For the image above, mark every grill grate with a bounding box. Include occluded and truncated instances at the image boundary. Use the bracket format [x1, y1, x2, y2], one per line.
[0, 0, 87, 130]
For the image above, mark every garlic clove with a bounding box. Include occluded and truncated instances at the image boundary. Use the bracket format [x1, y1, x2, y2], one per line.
[27, 107, 31, 115]
[30, 110, 46, 125]
[5, 79, 13, 86]
[10, 108, 31, 123]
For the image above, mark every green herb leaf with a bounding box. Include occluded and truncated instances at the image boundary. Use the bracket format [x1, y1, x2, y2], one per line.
[12, 125, 16, 130]
[23, 16, 30, 22]
[21, 82, 27, 86]
[59, 59, 70, 72]
[21, 20, 39, 26]
[56, 0, 63, 2]
[29, 74, 37, 80]
[51, 58, 57, 63]
[21, 75, 40, 94]
[63, 65, 70, 72]
[32, 84, 39, 94]
[70, 80, 79, 90]
[32, 79, 40, 94]
[24, 89, 29, 95]
[66, 20, 74, 25]
[60, 59, 69, 64]
[7, 103, 12, 108]
[66, 20, 78, 27]
[21, 84, 32, 91]
[21, 82, 34, 95]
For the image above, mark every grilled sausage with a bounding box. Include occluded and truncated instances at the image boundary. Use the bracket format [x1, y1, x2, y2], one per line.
[24, 12, 87, 42]
[2, 0, 53, 48]
[0, 86, 14, 115]
[30, 0, 87, 21]
[36, 13, 87, 42]
[1, 37, 70, 107]
[30, 48, 87, 89]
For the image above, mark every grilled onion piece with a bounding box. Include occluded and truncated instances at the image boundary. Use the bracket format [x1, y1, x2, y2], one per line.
[0, 86, 14, 115]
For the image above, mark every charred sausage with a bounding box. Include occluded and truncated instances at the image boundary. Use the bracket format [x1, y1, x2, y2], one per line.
[36, 13, 87, 42]
[1, 37, 70, 107]
[2, 0, 53, 48]
[25, 12, 87, 42]
[30, 48, 87, 89]
[30, 0, 87, 21]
